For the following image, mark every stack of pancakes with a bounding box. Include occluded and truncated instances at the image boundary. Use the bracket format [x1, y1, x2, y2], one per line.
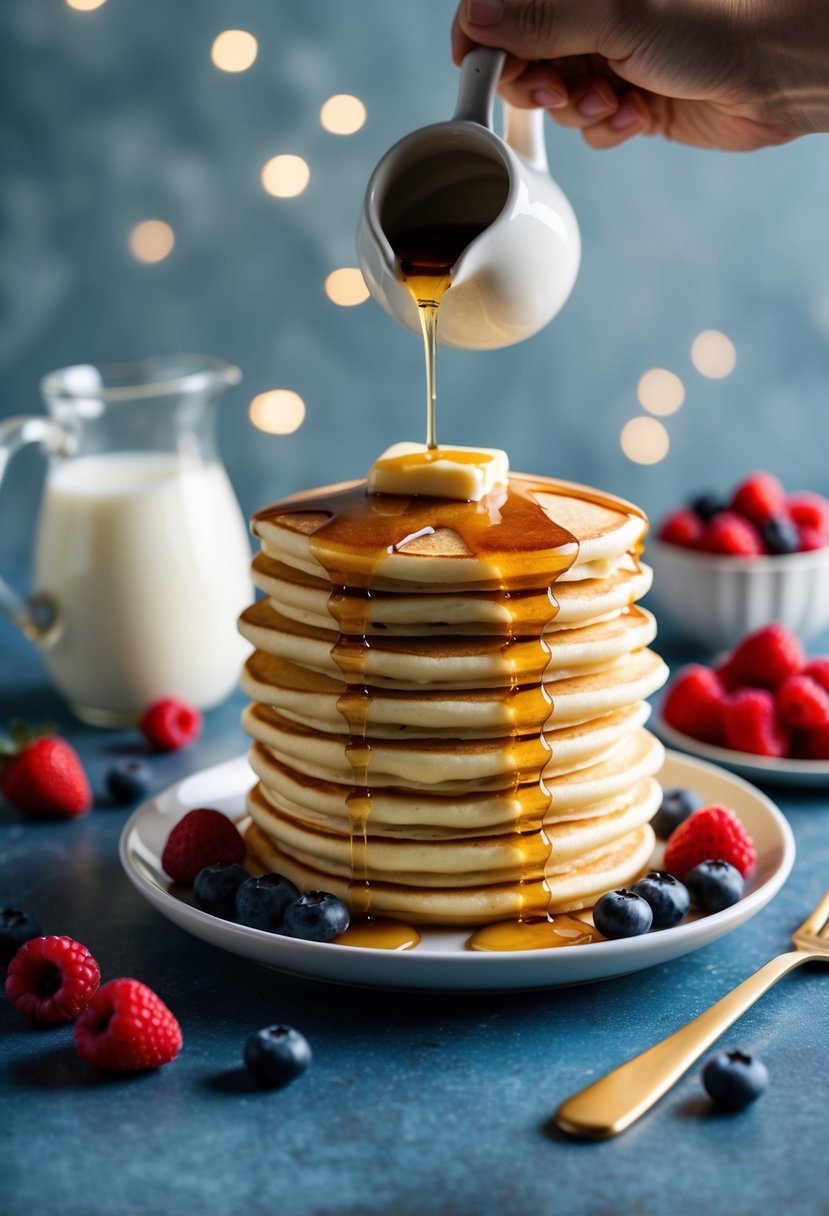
[238, 474, 668, 927]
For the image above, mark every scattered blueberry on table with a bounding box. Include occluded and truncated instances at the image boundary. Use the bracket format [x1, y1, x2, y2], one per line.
[0, 907, 43, 964]
[702, 1050, 768, 1111]
[244, 1025, 312, 1089]
[105, 759, 153, 805]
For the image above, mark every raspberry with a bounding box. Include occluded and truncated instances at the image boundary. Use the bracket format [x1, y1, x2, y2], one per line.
[775, 675, 829, 731]
[803, 658, 829, 695]
[722, 689, 791, 757]
[715, 656, 746, 693]
[74, 978, 182, 1071]
[662, 664, 727, 745]
[5, 936, 100, 1024]
[787, 491, 829, 534]
[730, 472, 786, 525]
[140, 698, 203, 751]
[699, 512, 764, 557]
[796, 523, 829, 552]
[664, 805, 756, 881]
[657, 509, 704, 549]
[161, 807, 246, 886]
[798, 724, 829, 761]
[728, 623, 805, 691]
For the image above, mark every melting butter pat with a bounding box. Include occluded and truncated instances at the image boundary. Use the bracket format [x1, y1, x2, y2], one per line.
[367, 442, 510, 501]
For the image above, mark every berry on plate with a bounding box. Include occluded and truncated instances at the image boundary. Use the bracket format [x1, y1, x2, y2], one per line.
[74, 978, 182, 1071]
[802, 658, 829, 696]
[728, 623, 805, 691]
[702, 1050, 768, 1111]
[592, 889, 653, 939]
[244, 1025, 312, 1088]
[664, 805, 756, 881]
[235, 873, 300, 932]
[700, 512, 764, 557]
[0, 907, 44, 965]
[193, 862, 249, 920]
[5, 935, 100, 1024]
[139, 698, 203, 752]
[658, 509, 704, 548]
[281, 892, 350, 942]
[651, 787, 704, 840]
[722, 689, 791, 757]
[798, 723, 829, 761]
[689, 493, 727, 522]
[631, 872, 690, 928]
[775, 674, 829, 731]
[161, 808, 246, 886]
[686, 859, 745, 912]
[787, 491, 829, 536]
[730, 472, 786, 525]
[662, 664, 727, 745]
[760, 514, 800, 556]
[0, 727, 92, 819]
[106, 760, 153, 805]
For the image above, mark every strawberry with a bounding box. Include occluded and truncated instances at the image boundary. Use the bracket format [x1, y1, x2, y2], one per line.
[161, 807, 246, 886]
[730, 472, 785, 525]
[728, 623, 805, 691]
[664, 805, 756, 881]
[722, 689, 791, 757]
[657, 509, 704, 549]
[662, 665, 727, 745]
[775, 674, 829, 731]
[699, 512, 764, 557]
[0, 725, 92, 818]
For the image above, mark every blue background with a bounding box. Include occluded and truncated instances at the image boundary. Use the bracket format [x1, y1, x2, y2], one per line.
[2, 0, 829, 569]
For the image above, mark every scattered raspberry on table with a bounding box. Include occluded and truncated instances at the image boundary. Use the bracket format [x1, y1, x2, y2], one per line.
[5, 935, 100, 1024]
[74, 978, 182, 1071]
[140, 698, 203, 751]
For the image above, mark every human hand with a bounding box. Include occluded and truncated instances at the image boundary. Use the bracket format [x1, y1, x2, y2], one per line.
[452, 0, 829, 151]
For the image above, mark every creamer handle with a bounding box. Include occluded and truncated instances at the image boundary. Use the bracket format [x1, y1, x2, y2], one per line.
[503, 104, 549, 173]
[452, 46, 506, 127]
[0, 416, 66, 643]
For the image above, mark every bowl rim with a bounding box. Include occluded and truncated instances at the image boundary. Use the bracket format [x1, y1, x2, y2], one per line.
[648, 537, 829, 573]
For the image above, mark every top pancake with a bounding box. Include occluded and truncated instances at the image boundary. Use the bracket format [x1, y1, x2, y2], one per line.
[252, 474, 647, 591]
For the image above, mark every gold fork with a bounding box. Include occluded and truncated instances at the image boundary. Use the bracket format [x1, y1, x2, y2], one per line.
[555, 889, 829, 1139]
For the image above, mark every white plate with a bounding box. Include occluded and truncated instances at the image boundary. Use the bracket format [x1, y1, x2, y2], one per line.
[654, 712, 829, 789]
[119, 751, 795, 991]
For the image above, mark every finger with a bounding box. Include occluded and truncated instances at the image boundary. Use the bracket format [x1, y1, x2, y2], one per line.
[580, 91, 653, 148]
[528, 73, 619, 128]
[498, 61, 570, 110]
[458, 0, 637, 62]
[451, 10, 477, 64]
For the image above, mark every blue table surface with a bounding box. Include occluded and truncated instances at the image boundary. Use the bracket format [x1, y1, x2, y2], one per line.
[2, 608, 828, 1216]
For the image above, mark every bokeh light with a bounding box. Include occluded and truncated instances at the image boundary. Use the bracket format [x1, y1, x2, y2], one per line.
[261, 155, 310, 198]
[325, 268, 370, 306]
[249, 390, 306, 434]
[211, 30, 258, 73]
[620, 416, 670, 465]
[320, 94, 367, 135]
[128, 220, 175, 264]
[637, 368, 685, 416]
[66, 0, 107, 10]
[691, 330, 737, 378]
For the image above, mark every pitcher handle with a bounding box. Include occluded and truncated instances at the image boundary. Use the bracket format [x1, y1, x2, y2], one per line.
[0, 416, 67, 642]
[453, 47, 549, 172]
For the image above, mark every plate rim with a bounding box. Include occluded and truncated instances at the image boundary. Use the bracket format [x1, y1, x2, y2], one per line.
[118, 751, 795, 985]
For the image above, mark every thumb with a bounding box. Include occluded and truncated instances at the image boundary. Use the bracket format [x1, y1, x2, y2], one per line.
[457, 0, 633, 61]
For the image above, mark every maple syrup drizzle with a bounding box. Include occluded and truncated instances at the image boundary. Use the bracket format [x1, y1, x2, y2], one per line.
[253, 475, 646, 949]
[335, 918, 421, 951]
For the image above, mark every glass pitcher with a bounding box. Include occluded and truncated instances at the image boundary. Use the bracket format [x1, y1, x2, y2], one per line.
[0, 354, 252, 725]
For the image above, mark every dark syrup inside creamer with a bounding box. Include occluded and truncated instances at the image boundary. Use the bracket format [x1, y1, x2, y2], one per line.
[258, 474, 644, 950]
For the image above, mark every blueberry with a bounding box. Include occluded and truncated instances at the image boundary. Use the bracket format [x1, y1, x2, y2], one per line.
[235, 873, 300, 932]
[690, 493, 727, 522]
[244, 1025, 312, 1088]
[0, 907, 43, 964]
[631, 872, 690, 928]
[761, 514, 800, 555]
[686, 859, 745, 912]
[652, 787, 703, 839]
[592, 889, 653, 939]
[106, 760, 153, 805]
[194, 862, 249, 920]
[702, 1050, 768, 1111]
[281, 891, 350, 942]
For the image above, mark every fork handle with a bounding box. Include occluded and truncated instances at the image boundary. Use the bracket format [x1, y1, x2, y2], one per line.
[555, 949, 810, 1139]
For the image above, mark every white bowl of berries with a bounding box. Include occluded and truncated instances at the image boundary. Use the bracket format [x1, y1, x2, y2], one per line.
[649, 472, 829, 651]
